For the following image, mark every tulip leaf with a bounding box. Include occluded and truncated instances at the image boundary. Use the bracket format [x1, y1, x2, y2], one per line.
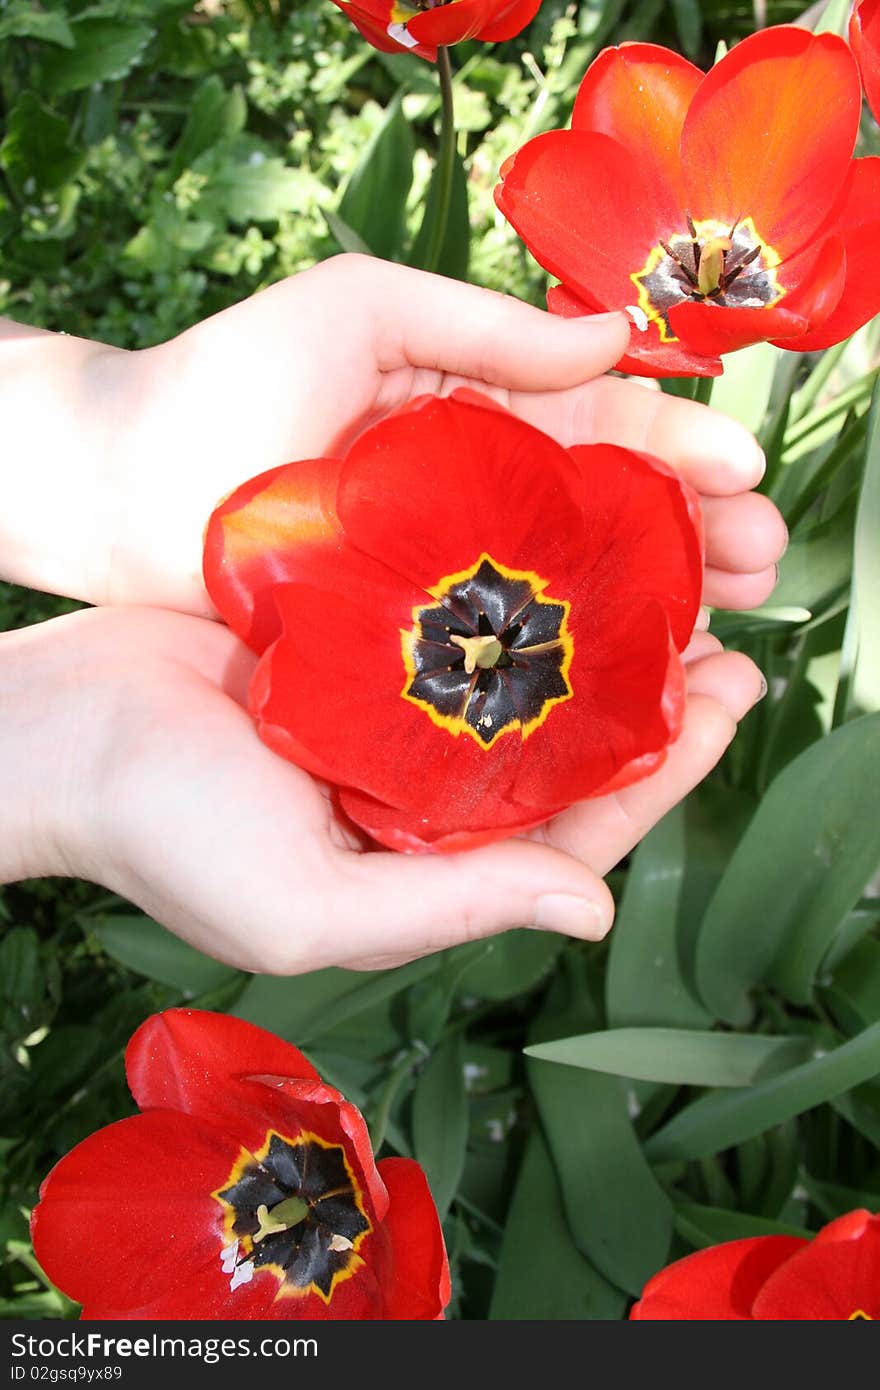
[695, 714, 880, 1023]
[91, 914, 239, 997]
[645, 1019, 880, 1164]
[605, 806, 710, 1029]
[851, 381, 880, 713]
[672, 1201, 810, 1250]
[412, 1037, 468, 1222]
[771, 494, 855, 616]
[337, 92, 414, 261]
[408, 143, 470, 281]
[455, 930, 564, 1002]
[823, 936, 880, 1034]
[525, 1029, 813, 1087]
[489, 1129, 626, 1320]
[233, 957, 439, 1045]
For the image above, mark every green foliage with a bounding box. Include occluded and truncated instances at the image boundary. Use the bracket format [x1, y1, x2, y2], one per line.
[1, 0, 879, 1322]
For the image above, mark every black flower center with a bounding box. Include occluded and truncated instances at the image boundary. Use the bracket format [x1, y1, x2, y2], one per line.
[632, 214, 783, 343]
[214, 1130, 370, 1304]
[401, 553, 573, 749]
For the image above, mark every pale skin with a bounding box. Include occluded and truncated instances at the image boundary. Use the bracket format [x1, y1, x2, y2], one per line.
[0, 254, 787, 974]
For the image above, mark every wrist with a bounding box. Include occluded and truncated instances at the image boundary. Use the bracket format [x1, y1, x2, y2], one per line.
[0, 613, 110, 885]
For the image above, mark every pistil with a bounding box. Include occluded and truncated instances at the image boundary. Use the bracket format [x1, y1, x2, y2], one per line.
[449, 632, 504, 674]
[252, 1195, 309, 1243]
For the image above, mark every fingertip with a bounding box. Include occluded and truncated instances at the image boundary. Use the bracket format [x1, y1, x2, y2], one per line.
[685, 649, 766, 722]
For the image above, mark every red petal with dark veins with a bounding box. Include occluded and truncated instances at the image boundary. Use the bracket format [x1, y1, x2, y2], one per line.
[513, 606, 686, 809]
[851, 0, 880, 121]
[753, 1211, 880, 1319]
[126, 1009, 320, 1114]
[681, 27, 860, 259]
[252, 582, 524, 820]
[668, 301, 810, 357]
[336, 392, 586, 595]
[31, 1111, 273, 1317]
[772, 159, 880, 352]
[630, 1235, 808, 1319]
[203, 458, 345, 654]
[572, 43, 702, 209]
[496, 130, 684, 319]
[546, 283, 722, 378]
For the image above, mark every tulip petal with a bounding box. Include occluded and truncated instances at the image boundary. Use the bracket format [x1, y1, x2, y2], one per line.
[126, 1009, 320, 1115]
[203, 458, 344, 654]
[31, 1111, 270, 1316]
[513, 606, 686, 808]
[771, 160, 880, 352]
[566, 443, 704, 651]
[753, 1211, 880, 1319]
[630, 1235, 808, 1319]
[572, 43, 702, 209]
[408, 0, 540, 45]
[851, 0, 880, 121]
[496, 130, 684, 319]
[373, 1158, 452, 1319]
[336, 393, 586, 594]
[681, 27, 860, 258]
[546, 283, 722, 378]
[252, 582, 524, 822]
[669, 301, 810, 357]
[337, 784, 553, 853]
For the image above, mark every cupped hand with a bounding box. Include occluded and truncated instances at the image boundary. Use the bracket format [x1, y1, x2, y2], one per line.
[99, 255, 786, 617]
[2, 605, 764, 975]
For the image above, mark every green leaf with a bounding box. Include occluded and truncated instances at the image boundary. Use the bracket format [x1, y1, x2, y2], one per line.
[408, 143, 470, 281]
[456, 930, 563, 1002]
[337, 94, 414, 261]
[526, 1029, 813, 1087]
[170, 76, 247, 179]
[489, 1129, 627, 1320]
[0, 927, 45, 1037]
[695, 714, 880, 1022]
[91, 914, 239, 996]
[41, 19, 154, 94]
[0, 94, 86, 196]
[645, 1019, 880, 1163]
[823, 936, 880, 1033]
[605, 806, 710, 1029]
[673, 1200, 810, 1249]
[0, 5, 74, 47]
[771, 493, 855, 616]
[412, 1037, 468, 1222]
[851, 382, 880, 713]
[194, 138, 312, 225]
[323, 208, 372, 257]
[710, 342, 779, 434]
[26, 1025, 102, 1099]
[233, 956, 438, 1045]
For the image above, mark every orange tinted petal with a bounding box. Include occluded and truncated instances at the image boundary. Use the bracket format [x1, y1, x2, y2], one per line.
[682, 27, 860, 258]
[851, 0, 880, 120]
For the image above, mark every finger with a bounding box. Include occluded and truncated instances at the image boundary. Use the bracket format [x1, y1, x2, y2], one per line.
[355, 256, 633, 390]
[681, 631, 723, 663]
[701, 493, 788, 575]
[513, 374, 766, 496]
[540, 692, 738, 876]
[319, 836, 617, 970]
[703, 563, 778, 610]
[685, 648, 766, 710]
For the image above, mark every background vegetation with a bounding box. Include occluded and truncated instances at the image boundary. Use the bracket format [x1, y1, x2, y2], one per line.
[0, 0, 878, 1319]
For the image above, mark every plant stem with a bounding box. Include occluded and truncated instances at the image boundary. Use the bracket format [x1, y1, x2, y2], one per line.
[368, 1043, 426, 1155]
[424, 46, 456, 274]
[693, 376, 715, 406]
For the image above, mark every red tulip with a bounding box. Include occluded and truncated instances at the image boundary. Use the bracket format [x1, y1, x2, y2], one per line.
[630, 1210, 880, 1319]
[851, 0, 880, 120]
[31, 1010, 450, 1320]
[495, 27, 880, 377]
[329, 0, 542, 63]
[202, 391, 703, 853]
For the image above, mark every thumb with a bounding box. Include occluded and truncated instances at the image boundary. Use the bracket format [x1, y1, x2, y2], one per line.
[356, 257, 631, 392]
[321, 835, 615, 971]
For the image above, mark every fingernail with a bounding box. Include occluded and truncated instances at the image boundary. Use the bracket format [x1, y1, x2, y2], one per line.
[758, 674, 769, 701]
[533, 893, 610, 940]
[754, 446, 767, 481]
[695, 606, 711, 631]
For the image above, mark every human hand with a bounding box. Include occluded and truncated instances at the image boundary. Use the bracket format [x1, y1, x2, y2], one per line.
[0, 604, 763, 974]
[9, 254, 785, 616]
